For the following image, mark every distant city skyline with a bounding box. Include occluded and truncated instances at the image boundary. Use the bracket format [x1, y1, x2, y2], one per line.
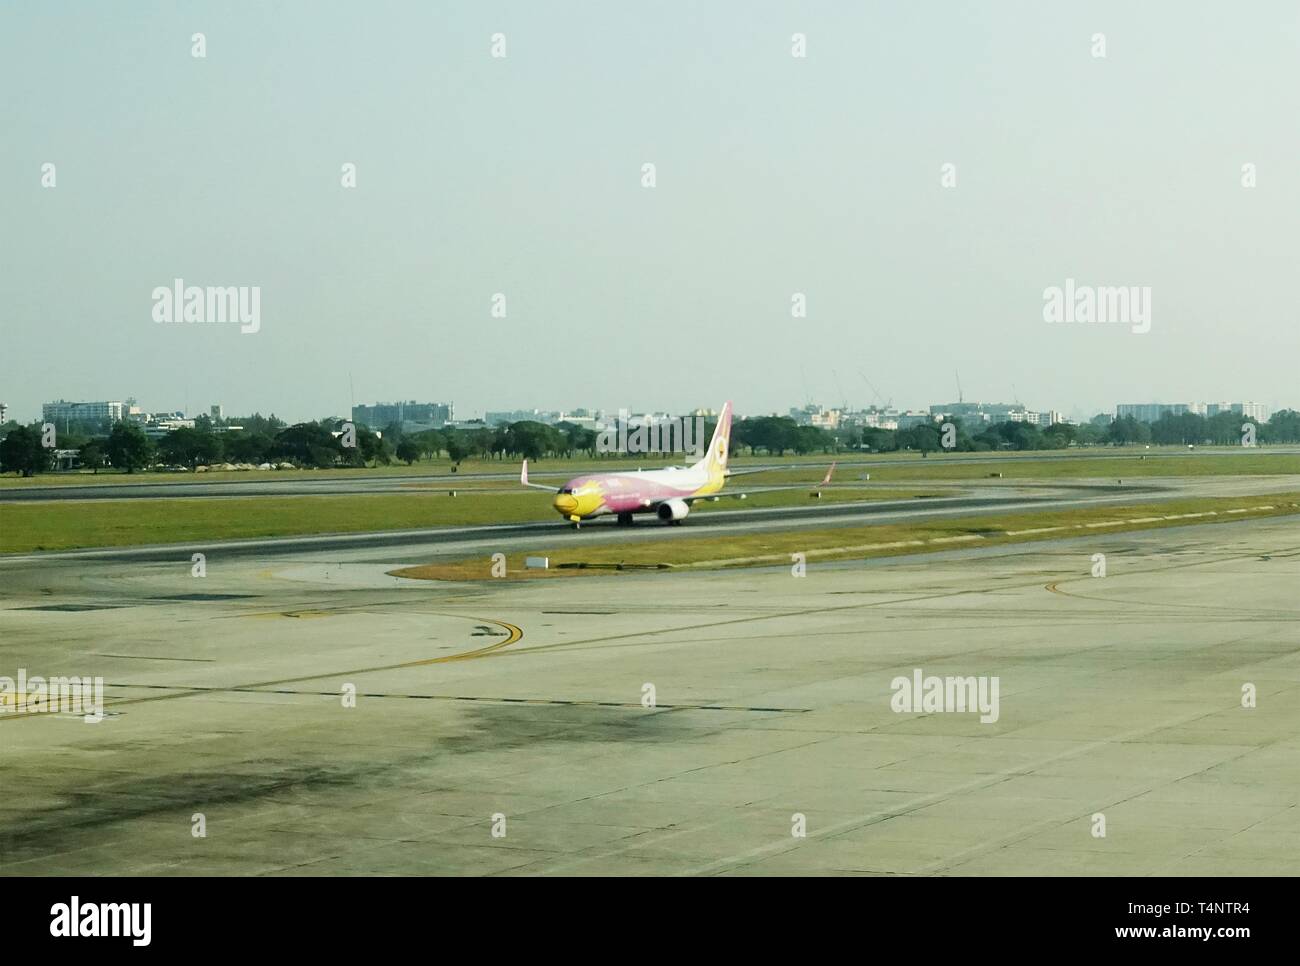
[11, 391, 1290, 429]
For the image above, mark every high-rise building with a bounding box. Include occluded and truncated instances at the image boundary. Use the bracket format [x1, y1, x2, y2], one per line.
[928, 402, 1056, 426]
[351, 400, 453, 430]
[1116, 403, 1190, 423]
[41, 399, 125, 428]
[1205, 402, 1271, 422]
[1118, 402, 1272, 423]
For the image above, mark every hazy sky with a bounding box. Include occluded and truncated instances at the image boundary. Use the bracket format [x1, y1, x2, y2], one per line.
[3, 1, 1297, 423]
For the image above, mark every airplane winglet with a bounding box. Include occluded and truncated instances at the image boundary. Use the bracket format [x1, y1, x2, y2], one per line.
[820, 461, 837, 486]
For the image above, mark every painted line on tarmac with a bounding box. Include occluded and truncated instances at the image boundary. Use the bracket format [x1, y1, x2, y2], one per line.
[86, 684, 809, 714]
[0, 615, 524, 723]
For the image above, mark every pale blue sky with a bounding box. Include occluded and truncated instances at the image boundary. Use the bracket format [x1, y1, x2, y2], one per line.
[2, 1, 1297, 422]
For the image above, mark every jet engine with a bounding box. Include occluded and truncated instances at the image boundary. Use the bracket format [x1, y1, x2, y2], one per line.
[656, 499, 689, 522]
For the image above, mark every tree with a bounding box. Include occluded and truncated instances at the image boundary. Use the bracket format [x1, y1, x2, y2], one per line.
[223, 431, 274, 464]
[501, 421, 550, 459]
[396, 439, 420, 465]
[929, 415, 976, 452]
[1074, 422, 1105, 446]
[412, 429, 445, 458]
[792, 425, 831, 454]
[273, 423, 342, 467]
[0, 424, 55, 477]
[741, 416, 802, 455]
[1042, 422, 1077, 448]
[158, 427, 222, 470]
[356, 429, 393, 466]
[229, 412, 287, 436]
[106, 422, 154, 473]
[1263, 409, 1300, 443]
[79, 440, 106, 473]
[556, 422, 596, 457]
[1105, 415, 1150, 445]
[445, 435, 469, 463]
[860, 427, 896, 452]
[1150, 412, 1205, 445]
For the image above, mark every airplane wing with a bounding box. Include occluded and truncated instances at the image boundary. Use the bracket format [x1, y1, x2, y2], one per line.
[725, 461, 837, 481]
[677, 462, 838, 505]
[520, 459, 559, 491]
[683, 490, 752, 505]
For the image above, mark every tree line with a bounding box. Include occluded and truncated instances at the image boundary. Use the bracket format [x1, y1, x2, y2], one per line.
[3, 408, 1298, 476]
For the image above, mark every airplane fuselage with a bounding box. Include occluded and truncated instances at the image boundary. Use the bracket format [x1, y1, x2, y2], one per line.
[552, 463, 724, 521]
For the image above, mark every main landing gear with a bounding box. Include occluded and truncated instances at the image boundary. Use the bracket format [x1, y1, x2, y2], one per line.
[616, 513, 635, 526]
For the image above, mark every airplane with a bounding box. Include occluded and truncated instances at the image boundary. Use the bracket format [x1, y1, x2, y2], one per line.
[520, 401, 835, 528]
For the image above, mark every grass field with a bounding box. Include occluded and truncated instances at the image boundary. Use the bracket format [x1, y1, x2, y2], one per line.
[0, 486, 933, 553]
[742, 452, 1300, 484]
[3, 446, 1297, 487]
[392, 492, 1300, 581]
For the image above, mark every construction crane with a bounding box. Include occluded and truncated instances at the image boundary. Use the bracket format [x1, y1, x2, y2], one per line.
[832, 369, 849, 410]
[857, 370, 891, 409]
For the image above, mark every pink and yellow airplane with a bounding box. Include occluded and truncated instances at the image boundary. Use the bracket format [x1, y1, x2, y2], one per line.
[521, 402, 834, 527]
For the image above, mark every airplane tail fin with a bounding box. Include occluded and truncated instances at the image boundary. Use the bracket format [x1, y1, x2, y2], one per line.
[520, 459, 556, 491]
[820, 461, 837, 486]
[694, 401, 732, 475]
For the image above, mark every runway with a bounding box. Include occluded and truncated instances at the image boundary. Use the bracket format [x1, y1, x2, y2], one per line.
[0, 485, 1113, 564]
[2, 509, 1298, 875]
[3, 475, 1293, 567]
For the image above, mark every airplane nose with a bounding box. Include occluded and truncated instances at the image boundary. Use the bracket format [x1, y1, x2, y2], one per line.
[554, 493, 578, 516]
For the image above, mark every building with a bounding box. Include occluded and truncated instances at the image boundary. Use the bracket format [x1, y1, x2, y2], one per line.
[138, 416, 195, 439]
[0, 402, 8, 424]
[858, 410, 900, 430]
[788, 405, 844, 430]
[1205, 402, 1271, 422]
[41, 399, 125, 429]
[1116, 403, 1192, 422]
[925, 402, 1066, 428]
[895, 411, 939, 430]
[351, 401, 453, 431]
[486, 409, 556, 427]
[485, 409, 613, 430]
[1117, 402, 1272, 423]
[930, 402, 1026, 425]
